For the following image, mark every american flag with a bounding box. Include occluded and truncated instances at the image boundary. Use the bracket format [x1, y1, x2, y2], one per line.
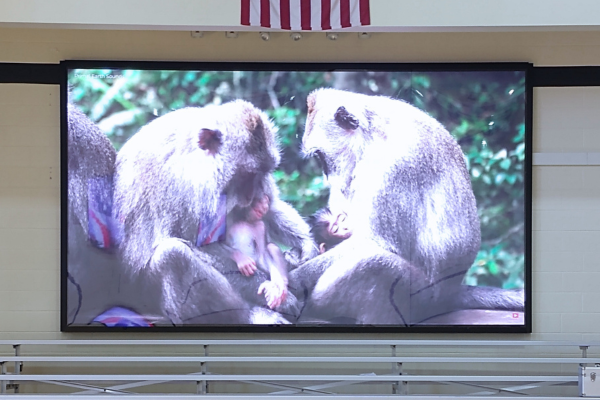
[241, 0, 370, 31]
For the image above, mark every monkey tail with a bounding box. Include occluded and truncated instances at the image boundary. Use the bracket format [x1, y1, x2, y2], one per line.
[457, 285, 525, 312]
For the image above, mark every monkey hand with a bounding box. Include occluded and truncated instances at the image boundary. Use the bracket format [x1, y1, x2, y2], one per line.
[283, 247, 301, 270]
[258, 280, 288, 310]
[236, 255, 257, 276]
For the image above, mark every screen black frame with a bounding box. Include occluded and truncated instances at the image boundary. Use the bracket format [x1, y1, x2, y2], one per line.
[60, 60, 533, 334]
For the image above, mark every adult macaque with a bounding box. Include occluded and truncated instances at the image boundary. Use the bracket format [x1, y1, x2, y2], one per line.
[226, 194, 289, 310]
[310, 207, 352, 254]
[66, 104, 131, 326]
[112, 101, 316, 324]
[290, 88, 523, 325]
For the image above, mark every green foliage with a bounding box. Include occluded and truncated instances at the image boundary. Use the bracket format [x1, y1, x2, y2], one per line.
[69, 68, 526, 290]
[466, 245, 525, 289]
[266, 106, 329, 215]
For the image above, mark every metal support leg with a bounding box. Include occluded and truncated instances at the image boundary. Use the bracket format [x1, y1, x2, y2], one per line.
[580, 345, 589, 367]
[581, 346, 589, 359]
[398, 361, 407, 394]
[391, 345, 407, 395]
[1, 362, 6, 394]
[391, 345, 398, 394]
[197, 345, 209, 394]
[12, 344, 21, 393]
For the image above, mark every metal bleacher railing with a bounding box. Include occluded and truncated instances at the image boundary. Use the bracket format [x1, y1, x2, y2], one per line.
[1, 340, 599, 399]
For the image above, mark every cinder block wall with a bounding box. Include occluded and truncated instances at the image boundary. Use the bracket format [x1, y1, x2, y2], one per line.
[533, 87, 600, 338]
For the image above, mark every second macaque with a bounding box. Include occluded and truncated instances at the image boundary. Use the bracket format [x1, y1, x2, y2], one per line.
[310, 207, 353, 254]
[227, 194, 289, 310]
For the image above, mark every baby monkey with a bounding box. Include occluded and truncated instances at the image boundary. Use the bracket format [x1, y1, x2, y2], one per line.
[226, 194, 289, 310]
[310, 207, 353, 254]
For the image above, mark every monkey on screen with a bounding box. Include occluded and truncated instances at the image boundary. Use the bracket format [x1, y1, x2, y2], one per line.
[289, 88, 523, 325]
[310, 207, 353, 254]
[112, 100, 316, 324]
[227, 194, 289, 310]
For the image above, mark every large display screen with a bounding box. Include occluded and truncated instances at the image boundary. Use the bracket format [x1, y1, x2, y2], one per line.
[61, 61, 531, 332]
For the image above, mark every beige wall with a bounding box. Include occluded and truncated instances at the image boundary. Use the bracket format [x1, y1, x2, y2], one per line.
[0, 27, 599, 343]
[2, 28, 600, 65]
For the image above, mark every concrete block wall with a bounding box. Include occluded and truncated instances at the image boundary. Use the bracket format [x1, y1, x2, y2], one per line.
[532, 87, 600, 339]
[0, 84, 60, 337]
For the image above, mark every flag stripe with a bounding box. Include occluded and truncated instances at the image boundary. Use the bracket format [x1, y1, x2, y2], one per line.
[340, 0, 351, 28]
[241, 0, 370, 30]
[249, 0, 261, 26]
[350, 0, 360, 27]
[310, 0, 322, 32]
[320, 0, 331, 30]
[330, 0, 341, 29]
[280, 0, 291, 29]
[301, 0, 311, 30]
[271, 0, 281, 29]
[241, 0, 251, 25]
[261, 0, 271, 27]
[290, 0, 301, 30]
[359, 0, 370, 25]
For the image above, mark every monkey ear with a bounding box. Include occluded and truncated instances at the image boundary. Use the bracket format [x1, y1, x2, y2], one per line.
[334, 106, 359, 131]
[198, 129, 222, 155]
[245, 113, 265, 136]
[319, 243, 327, 254]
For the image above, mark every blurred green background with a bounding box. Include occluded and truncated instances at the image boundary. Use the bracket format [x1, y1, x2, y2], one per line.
[69, 68, 526, 290]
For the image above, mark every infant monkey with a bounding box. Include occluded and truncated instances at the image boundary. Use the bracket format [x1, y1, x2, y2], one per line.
[226, 195, 289, 310]
[310, 207, 353, 254]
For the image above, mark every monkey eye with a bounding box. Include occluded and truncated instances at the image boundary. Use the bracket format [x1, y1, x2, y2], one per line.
[331, 222, 339, 234]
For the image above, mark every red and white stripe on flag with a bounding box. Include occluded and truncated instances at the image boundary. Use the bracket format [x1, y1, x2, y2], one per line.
[241, 0, 370, 31]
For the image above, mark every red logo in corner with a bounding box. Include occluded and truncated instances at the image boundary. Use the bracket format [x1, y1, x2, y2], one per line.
[512, 313, 520, 318]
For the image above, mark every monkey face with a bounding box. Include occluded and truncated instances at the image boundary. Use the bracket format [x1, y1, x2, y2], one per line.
[310, 207, 352, 254]
[227, 171, 262, 209]
[247, 195, 270, 222]
[328, 212, 352, 240]
[303, 89, 367, 201]
[215, 100, 280, 209]
[313, 150, 330, 177]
